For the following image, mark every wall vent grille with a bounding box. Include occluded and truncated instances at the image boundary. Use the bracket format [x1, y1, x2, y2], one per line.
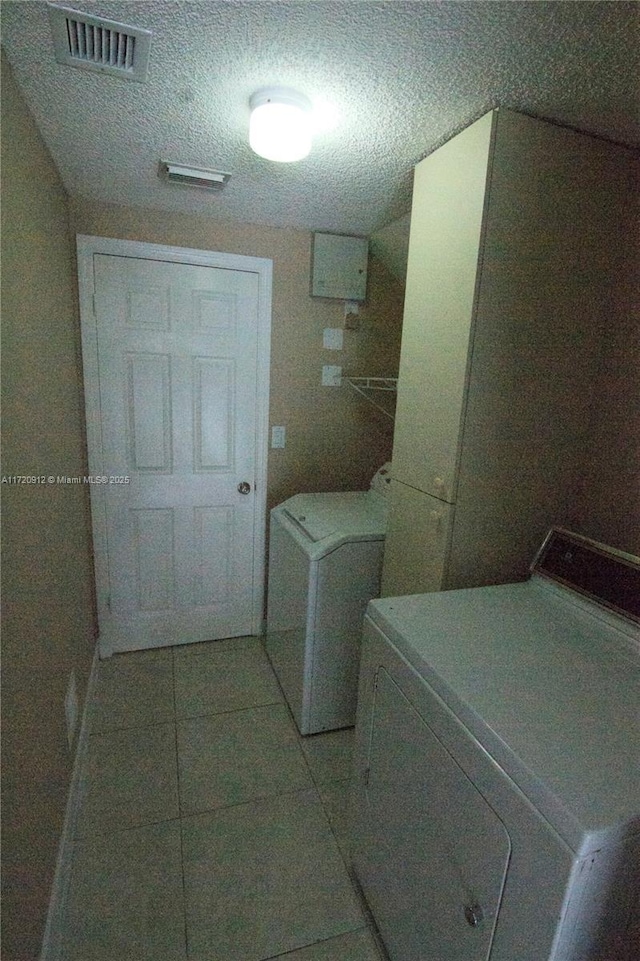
[48, 3, 151, 81]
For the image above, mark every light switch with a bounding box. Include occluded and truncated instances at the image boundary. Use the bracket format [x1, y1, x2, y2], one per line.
[271, 426, 286, 448]
[322, 365, 342, 387]
[323, 327, 344, 350]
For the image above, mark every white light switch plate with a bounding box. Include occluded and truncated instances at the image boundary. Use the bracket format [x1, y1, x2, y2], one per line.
[271, 425, 286, 448]
[323, 327, 344, 350]
[322, 365, 342, 387]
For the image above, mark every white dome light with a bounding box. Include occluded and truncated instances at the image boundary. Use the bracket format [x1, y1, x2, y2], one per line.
[249, 87, 313, 163]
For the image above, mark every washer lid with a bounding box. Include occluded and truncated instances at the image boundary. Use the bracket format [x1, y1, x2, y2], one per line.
[283, 498, 338, 541]
[280, 491, 387, 544]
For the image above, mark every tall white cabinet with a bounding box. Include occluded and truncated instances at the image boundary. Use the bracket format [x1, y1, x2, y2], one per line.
[383, 108, 638, 596]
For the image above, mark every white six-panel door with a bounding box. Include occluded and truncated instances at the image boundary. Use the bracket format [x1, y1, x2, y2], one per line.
[77, 237, 272, 655]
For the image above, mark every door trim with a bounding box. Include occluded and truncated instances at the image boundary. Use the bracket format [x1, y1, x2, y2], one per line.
[76, 234, 273, 656]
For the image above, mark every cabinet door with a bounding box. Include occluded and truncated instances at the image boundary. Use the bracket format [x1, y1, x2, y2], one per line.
[363, 666, 510, 961]
[381, 480, 453, 597]
[392, 111, 495, 503]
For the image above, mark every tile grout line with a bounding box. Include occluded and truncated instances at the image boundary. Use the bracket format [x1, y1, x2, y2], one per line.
[75, 813, 185, 842]
[260, 636, 375, 941]
[259, 636, 361, 874]
[180, 782, 334, 823]
[259, 636, 328, 798]
[85, 717, 177, 738]
[174, 696, 286, 725]
[259, 927, 373, 961]
[176, 639, 370, 957]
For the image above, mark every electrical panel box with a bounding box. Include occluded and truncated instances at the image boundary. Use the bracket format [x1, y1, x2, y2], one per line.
[311, 233, 368, 301]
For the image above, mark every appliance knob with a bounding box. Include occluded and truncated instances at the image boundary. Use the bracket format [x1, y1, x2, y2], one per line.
[237, 482, 251, 494]
[464, 904, 484, 928]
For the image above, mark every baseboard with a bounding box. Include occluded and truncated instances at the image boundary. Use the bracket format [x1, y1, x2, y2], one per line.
[39, 640, 100, 961]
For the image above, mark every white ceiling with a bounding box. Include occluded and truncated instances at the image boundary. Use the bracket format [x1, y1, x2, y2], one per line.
[2, 1, 638, 236]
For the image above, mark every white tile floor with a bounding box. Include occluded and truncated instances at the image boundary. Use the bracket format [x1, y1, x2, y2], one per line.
[63, 638, 387, 961]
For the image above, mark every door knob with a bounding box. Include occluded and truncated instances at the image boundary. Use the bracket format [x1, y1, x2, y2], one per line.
[464, 903, 484, 928]
[237, 481, 251, 494]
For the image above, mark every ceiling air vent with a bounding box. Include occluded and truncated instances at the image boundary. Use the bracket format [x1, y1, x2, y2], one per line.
[160, 163, 232, 191]
[48, 3, 152, 82]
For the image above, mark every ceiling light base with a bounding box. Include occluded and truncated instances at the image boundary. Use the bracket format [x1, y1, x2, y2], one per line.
[249, 86, 312, 163]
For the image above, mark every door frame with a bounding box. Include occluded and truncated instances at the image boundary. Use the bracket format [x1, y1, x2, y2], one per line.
[76, 234, 273, 656]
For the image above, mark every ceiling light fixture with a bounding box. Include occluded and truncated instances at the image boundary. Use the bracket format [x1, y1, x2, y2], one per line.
[249, 87, 313, 163]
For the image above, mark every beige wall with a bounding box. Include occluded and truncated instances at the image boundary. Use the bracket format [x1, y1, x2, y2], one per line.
[1, 52, 97, 960]
[69, 199, 404, 511]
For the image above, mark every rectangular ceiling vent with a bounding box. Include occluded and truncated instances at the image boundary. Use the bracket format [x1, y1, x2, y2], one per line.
[48, 3, 152, 82]
[160, 163, 232, 191]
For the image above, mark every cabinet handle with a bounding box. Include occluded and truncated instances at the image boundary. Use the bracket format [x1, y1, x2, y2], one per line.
[237, 482, 251, 494]
[430, 510, 443, 531]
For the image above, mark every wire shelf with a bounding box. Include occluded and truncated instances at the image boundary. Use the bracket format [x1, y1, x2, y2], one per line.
[345, 376, 398, 420]
[345, 376, 398, 392]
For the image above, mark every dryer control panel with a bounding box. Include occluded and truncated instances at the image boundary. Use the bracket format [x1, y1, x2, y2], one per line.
[533, 528, 640, 623]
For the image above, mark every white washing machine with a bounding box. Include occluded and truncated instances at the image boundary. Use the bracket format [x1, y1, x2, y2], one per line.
[352, 528, 640, 961]
[265, 464, 391, 735]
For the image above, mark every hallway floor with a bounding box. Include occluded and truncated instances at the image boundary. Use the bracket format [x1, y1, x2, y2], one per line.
[63, 637, 386, 961]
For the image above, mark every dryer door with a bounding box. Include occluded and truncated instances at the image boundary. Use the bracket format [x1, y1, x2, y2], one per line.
[364, 667, 511, 961]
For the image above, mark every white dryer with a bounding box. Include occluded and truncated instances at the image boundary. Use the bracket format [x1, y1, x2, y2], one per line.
[352, 528, 640, 961]
[265, 465, 391, 735]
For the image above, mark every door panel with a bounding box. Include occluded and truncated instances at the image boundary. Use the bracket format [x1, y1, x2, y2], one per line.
[82, 245, 270, 654]
[126, 352, 172, 471]
[193, 358, 234, 470]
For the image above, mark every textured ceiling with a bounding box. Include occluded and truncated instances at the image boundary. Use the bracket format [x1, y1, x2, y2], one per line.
[1, 1, 638, 235]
